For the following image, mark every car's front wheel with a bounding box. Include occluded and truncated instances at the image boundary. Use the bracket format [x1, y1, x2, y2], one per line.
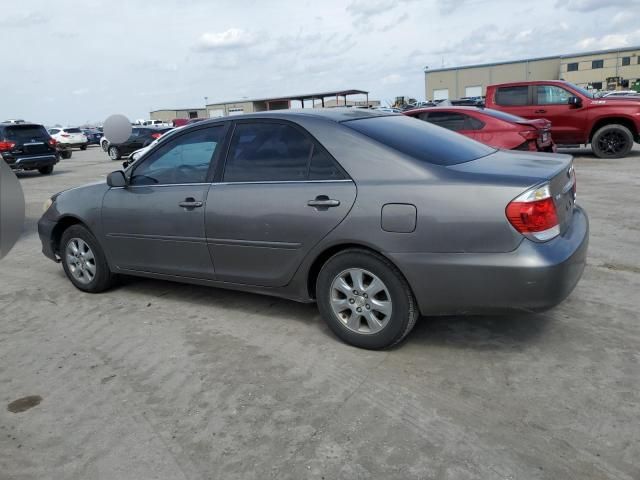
[60, 225, 114, 293]
[108, 146, 121, 160]
[591, 124, 634, 158]
[38, 165, 54, 175]
[316, 249, 418, 349]
[101, 141, 109, 152]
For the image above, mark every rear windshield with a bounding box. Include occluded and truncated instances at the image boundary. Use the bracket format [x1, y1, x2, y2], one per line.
[3, 125, 49, 142]
[65, 128, 82, 133]
[343, 115, 495, 166]
[481, 108, 525, 123]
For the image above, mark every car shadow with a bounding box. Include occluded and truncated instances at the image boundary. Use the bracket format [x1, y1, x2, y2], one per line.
[87, 275, 552, 351]
[16, 170, 67, 180]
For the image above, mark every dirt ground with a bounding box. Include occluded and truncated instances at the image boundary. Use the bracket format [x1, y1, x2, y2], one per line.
[1, 145, 639, 479]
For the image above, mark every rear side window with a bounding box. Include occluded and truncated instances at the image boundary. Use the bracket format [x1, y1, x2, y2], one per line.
[344, 115, 495, 166]
[4, 125, 49, 142]
[424, 111, 468, 131]
[495, 86, 529, 106]
[224, 123, 312, 182]
[309, 146, 345, 180]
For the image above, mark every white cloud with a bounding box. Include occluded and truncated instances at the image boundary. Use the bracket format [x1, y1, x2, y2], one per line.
[381, 73, 403, 85]
[577, 30, 640, 50]
[194, 28, 257, 51]
[558, 0, 637, 11]
[346, 0, 415, 19]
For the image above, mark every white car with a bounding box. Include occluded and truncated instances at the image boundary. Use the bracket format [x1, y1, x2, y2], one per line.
[48, 127, 88, 150]
[600, 90, 640, 98]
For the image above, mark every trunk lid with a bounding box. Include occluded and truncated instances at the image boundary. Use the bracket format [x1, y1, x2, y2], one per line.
[449, 150, 576, 234]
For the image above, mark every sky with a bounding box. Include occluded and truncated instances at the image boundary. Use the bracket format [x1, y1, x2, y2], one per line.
[1, 0, 639, 125]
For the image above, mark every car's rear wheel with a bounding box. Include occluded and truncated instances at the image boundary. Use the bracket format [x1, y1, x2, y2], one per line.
[591, 124, 634, 158]
[316, 249, 418, 349]
[60, 150, 72, 159]
[80, 145, 87, 151]
[38, 165, 54, 175]
[60, 225, 113, 293]
[108, 146, 121, 160]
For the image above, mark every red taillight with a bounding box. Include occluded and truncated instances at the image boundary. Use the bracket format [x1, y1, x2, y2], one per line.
[150, 133, 162, 139]
[49, 138, 57, 147]
[0, 140, 16, 152]
[506, 184, 559, 241]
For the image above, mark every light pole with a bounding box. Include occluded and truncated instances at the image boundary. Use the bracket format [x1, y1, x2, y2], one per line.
[204, 97, 208, 118]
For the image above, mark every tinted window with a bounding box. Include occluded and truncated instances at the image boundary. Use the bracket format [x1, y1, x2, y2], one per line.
[130, 127, 222, 185]
[309, 145, 345, 180]
[592, 59, 604, 69]
[344, 115, 494, 166]
[536, 85, 572, 105]
[495, 86, 529, 106]
[65, 128, 82, 133]
[567, 62, 579, 72]
[5, 125, 49, 142]
[224, 123, 312, 182]
[49, 129, 60, 135]
[425, 111, 467, 131]
[466, 116, 484, 130]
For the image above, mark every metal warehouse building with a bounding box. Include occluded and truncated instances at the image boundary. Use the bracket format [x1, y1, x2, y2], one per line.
[151, 89, 375, 122]
[425, 46, 640, 100]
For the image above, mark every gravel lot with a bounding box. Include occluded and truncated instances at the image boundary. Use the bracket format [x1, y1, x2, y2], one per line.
[1, 145, 639, 480]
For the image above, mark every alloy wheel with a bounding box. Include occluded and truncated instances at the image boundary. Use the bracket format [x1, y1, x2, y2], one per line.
[330, 268, 392, 334]
[65, 238, 96, 285]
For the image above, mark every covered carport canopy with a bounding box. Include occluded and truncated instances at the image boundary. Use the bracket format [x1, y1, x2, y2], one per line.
[269, 89, 370, 108]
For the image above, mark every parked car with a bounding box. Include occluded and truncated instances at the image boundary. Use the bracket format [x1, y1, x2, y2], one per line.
[126, 127, 180, 164]
[598, 90, 640, 98]
[485, 80, 640, 158]
[0, 122, 59, 174]
[38, 110, 587, 349]
[81, 128, 102, 145]
[107, 127, 172, 160]
[49, 127, 88, 151]
[404, 106, 556, 152]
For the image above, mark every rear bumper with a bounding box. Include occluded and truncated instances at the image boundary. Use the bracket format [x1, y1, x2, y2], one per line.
[389, 206, 589, 315]
[4, 154, 59, 170]
[37, 217, 58, 262]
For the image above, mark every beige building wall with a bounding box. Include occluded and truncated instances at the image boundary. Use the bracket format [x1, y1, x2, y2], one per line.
[425, 58, 560, 100]
[150, 109, 206, 121]
[206, 101, 255, 117]
[562, 49, 640, 88]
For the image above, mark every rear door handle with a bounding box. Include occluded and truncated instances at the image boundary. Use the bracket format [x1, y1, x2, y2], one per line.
[534, 109, 547, 114]
[179, 197, 203, 209]
[308, 195, 340, 208]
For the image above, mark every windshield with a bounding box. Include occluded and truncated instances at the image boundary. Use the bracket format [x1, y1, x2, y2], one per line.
[343, 115, 495, 166]
[566, 82, 594, 99]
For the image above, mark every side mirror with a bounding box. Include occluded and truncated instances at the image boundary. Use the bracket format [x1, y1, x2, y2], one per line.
[568, 96, 582, 107]
[106, 170, 127, 187]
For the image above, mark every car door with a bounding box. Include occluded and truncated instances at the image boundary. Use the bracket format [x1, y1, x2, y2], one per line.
[206, 120, 357, 287]
[101, 124, 227, 279]
[532, 84, 586, 144]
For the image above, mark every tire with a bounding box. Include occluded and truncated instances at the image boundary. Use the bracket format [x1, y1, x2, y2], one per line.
[38, 165, 54, 175]
[316, 249, 418, 349]
[108, 146, 121, 160]
[80, 145, 87, 151]
[101, 140, 109, 152]
[60, 225, 113, 293]
[60, 150, 72, 159]
[591, 124, 634, 159]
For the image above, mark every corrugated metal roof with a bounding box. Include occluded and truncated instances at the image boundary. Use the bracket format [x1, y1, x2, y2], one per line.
[205, 89, 368, 106]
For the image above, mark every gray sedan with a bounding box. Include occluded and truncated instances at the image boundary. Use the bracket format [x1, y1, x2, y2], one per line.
[38, 109, 588, 349]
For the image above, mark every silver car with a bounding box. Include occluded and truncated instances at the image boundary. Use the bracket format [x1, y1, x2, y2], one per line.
[38, 109, 588, 349]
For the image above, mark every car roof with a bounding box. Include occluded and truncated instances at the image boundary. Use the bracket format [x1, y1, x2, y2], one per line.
[195, 108, 398, 126]
[487, 79, 572, 88]
[1, 122, 45, 128]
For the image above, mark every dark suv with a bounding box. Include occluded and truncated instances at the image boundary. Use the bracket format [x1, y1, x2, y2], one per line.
[0, 122, 59, 174]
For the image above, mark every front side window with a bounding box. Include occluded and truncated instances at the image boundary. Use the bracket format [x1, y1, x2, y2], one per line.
[536, 85, 572, 105]
[130, 126, 223, 185]
[495, 86, 529, 106]
[224, 123, 312, 182]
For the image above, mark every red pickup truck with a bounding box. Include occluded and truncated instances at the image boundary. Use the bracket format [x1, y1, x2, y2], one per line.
[485, 80, 640, 158]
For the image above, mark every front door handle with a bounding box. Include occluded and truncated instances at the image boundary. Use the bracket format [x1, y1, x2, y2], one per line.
[179, 197, 203, 209]
[534, 109, 547, 114]
[308, 195, 340, 209]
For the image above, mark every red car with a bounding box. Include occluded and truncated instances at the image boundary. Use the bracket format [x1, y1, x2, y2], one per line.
[404, 106, 556, 152]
